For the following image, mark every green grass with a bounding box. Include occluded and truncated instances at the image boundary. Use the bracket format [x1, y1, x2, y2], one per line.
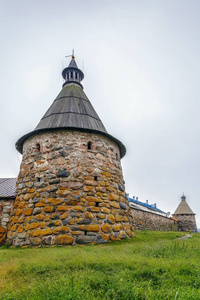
[0, 231, 200, 299]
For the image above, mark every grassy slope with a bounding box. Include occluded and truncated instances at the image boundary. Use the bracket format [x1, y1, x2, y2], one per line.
[0, 231, 200, 300]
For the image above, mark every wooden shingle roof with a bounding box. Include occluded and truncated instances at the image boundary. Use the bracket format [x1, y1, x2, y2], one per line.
[0, 178, 16, 198]
[15, 58, 126, 158]
[35, 84, 107, 133]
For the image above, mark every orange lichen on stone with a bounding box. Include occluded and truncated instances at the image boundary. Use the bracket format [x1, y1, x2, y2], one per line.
[109, 193, 119, 201]
[101, 224, 112, 233]
[101, 207, 111, 214]
[110, 234, 120, 241]
[49, 198, 63, 205]
[97, 214, 105, 219]
[33, 228, 52, 236]
[34, 214, 44, 221]
[78, 225, 88, 231]
[87, 196, 97, 202]
[87, 225, 100, 232]
[11, 225, 16, 231]
[57, 189, 71, 197]
[85, 212, 93, 219]
[123, 224, 130, 230]
[25, 223, 40, 230]
[123, 216, 129, 222]
[107, 214, 115, 224]
[43, 206, 54, 213]
[70, 206, 84, 212]
[16, 209, 22, 216]
[83, 186, 93, 192]
[110, 201, 120, 209]
[53, 226, 70, 234]
[0, 227, 5, 234]
[89, 207, 100, 212]
[60, 213, 68, 220]
[115, 215, 122, 222]
[35, 203, 46, 207]
[112, 224, 122, 232]
[54, 235, 74, 245]
[17, 226, 24, 233]
[102, 171, 111, 177]
[57, 205, 68, 211]
[24, 208, 33, 216]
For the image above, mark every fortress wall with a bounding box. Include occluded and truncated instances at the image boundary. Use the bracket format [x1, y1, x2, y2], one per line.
[130, 208, 178, 231]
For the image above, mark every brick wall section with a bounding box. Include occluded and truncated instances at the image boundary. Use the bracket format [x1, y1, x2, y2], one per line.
[6, 130, 134, 247]
[0, 198, 14, 245]
[173, 214, 197, 232]
[130, 208, 178, 231]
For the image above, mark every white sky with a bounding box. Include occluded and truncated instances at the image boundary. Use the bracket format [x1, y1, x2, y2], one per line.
[0, 0, 200, 227]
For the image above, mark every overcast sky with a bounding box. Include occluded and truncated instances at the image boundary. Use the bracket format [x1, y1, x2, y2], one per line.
[1, 0, 200, 227]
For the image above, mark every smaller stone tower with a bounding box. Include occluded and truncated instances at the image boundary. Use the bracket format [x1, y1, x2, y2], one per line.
[172, 194, 197, 232]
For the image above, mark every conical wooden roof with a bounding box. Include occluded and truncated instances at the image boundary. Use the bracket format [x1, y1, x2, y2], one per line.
[16, 58, 126, 158]
[173, 195, 195, 215]
[34, 83, 107, 132]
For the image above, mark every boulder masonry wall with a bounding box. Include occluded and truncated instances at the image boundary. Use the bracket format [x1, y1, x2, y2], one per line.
[6, 130, 134, 247]
[130, 208, 178, 231]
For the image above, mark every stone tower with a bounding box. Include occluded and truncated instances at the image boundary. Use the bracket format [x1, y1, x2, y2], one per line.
[172, 194, 197, 232]
[7, 56, 134, 247]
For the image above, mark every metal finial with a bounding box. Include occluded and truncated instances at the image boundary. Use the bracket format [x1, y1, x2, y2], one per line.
[65, 49, 75, 60]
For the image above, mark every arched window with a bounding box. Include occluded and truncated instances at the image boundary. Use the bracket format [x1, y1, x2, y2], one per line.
[87, 141, 92, 150]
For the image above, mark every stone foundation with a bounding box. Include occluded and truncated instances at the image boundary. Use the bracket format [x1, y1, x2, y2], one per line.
[7, 130, 134, 247]
[130, 208, 178, 231]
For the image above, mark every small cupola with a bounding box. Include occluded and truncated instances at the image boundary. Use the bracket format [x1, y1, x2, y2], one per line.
[181, 193, 186, 201]
[62, 53, 84, 88]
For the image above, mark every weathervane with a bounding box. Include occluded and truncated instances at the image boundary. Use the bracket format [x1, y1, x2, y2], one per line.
[65, 49, 75, 60]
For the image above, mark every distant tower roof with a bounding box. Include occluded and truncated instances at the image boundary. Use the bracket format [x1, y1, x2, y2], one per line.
[173, 194, 195, 215]
[15, 56, 126, 158]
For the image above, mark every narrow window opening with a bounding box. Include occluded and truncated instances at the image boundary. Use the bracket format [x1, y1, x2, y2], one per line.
[37, 177, 41, 182]
[95, 202, 99, 207]
[67, 73, 69, 80]
[71, 71, 73, 79]
[94, 176, 98, 181]
[36, 143, 40, 152]
[116, 153, 118, 160]
[75, 72, 78, 79]
[87, 141, 92, 150]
